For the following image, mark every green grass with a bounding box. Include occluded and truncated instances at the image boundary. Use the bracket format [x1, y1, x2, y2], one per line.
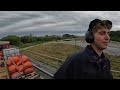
[105, 53, 120, 78]
[19, 41, 47, 48]
[21, 42, 83, 68]
[24, 42, 83, 59]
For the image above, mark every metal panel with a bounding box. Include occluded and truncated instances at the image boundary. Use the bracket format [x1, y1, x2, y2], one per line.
[3, 48, 20, 60]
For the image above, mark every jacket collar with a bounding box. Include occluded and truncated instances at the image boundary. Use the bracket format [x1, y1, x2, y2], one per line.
[85, 45, 105, 63]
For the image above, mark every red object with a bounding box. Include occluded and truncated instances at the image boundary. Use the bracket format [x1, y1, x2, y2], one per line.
[16, 56, 29, 66]
[0, 56, 2, 59]
[0, 52, 3, 57]
[6, 44, 9, 48]
[7, 56, 20, 66]
[16, 55, 21, 58]
[0, 53, 2, 56]
[24, 67, 34, 74]
[21, 55, 29, 62]
[23, 61, 33, 70]
[6, 59, 12, 66]
[11, 72, 24, 79]
[8, 65, 17, 75]
[18, 65, 24, 72]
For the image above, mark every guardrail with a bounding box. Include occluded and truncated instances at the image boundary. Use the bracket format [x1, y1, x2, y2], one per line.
[32, 63, 53, 79]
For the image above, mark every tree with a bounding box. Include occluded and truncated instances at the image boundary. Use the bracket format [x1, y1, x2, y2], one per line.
[20, 36, 35, 44]
[110, 31, 120, 42]
[1, 35, 21, 46]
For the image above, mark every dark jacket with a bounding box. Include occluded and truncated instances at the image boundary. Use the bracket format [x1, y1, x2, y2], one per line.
[52, 45, 113, 79]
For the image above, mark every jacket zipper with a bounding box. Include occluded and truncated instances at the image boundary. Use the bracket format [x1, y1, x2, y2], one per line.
[97, 62, 101, 78]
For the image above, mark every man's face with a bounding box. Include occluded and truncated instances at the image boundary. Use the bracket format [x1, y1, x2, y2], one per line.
[93, 28, 110, 50]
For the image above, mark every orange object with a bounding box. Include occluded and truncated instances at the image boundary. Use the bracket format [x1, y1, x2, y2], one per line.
[7, 56, 20, 66]
[24, 67, 34, 75]
[0, 56, 2, 59]
[11, 56, 20, 63]
[23, 61, 33, 70]
[6, 59, 12, 66]
[16, 55, 21, 58]
[21, 55, 29, 62]
[0, 53, 2, 56]
[8, 65, 17, 75]
[16, 56, 29, 66]
[18, 65, 24, 72]
[16, 60, 23, 66]
[11, 71, 24, 79]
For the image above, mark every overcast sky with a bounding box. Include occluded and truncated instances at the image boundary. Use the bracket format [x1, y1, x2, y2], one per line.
[0, 11, 119, 38]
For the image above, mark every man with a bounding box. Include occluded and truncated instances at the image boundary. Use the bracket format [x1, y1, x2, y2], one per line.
[52, 18, 113, 79]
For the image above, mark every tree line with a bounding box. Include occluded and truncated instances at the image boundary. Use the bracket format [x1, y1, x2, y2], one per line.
[0, 34, 77, 47]
[0, 30, 119, 47]
[110, 31, 120, 42]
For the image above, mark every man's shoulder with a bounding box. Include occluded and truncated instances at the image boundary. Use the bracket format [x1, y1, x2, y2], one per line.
[66, 48, 87, 62]
[72, 50, 85, 58]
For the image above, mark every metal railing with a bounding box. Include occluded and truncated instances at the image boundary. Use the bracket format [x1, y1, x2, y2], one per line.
[32, 63, 54, 79]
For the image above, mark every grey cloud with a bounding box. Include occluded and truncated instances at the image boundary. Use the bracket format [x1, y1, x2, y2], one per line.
[0, 11, 120, 38]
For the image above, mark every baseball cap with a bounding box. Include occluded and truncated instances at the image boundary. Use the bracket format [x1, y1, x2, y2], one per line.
[88, 18, 112, 31]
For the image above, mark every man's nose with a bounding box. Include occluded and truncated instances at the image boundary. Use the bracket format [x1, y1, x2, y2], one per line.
[105, 34, 110, 40]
